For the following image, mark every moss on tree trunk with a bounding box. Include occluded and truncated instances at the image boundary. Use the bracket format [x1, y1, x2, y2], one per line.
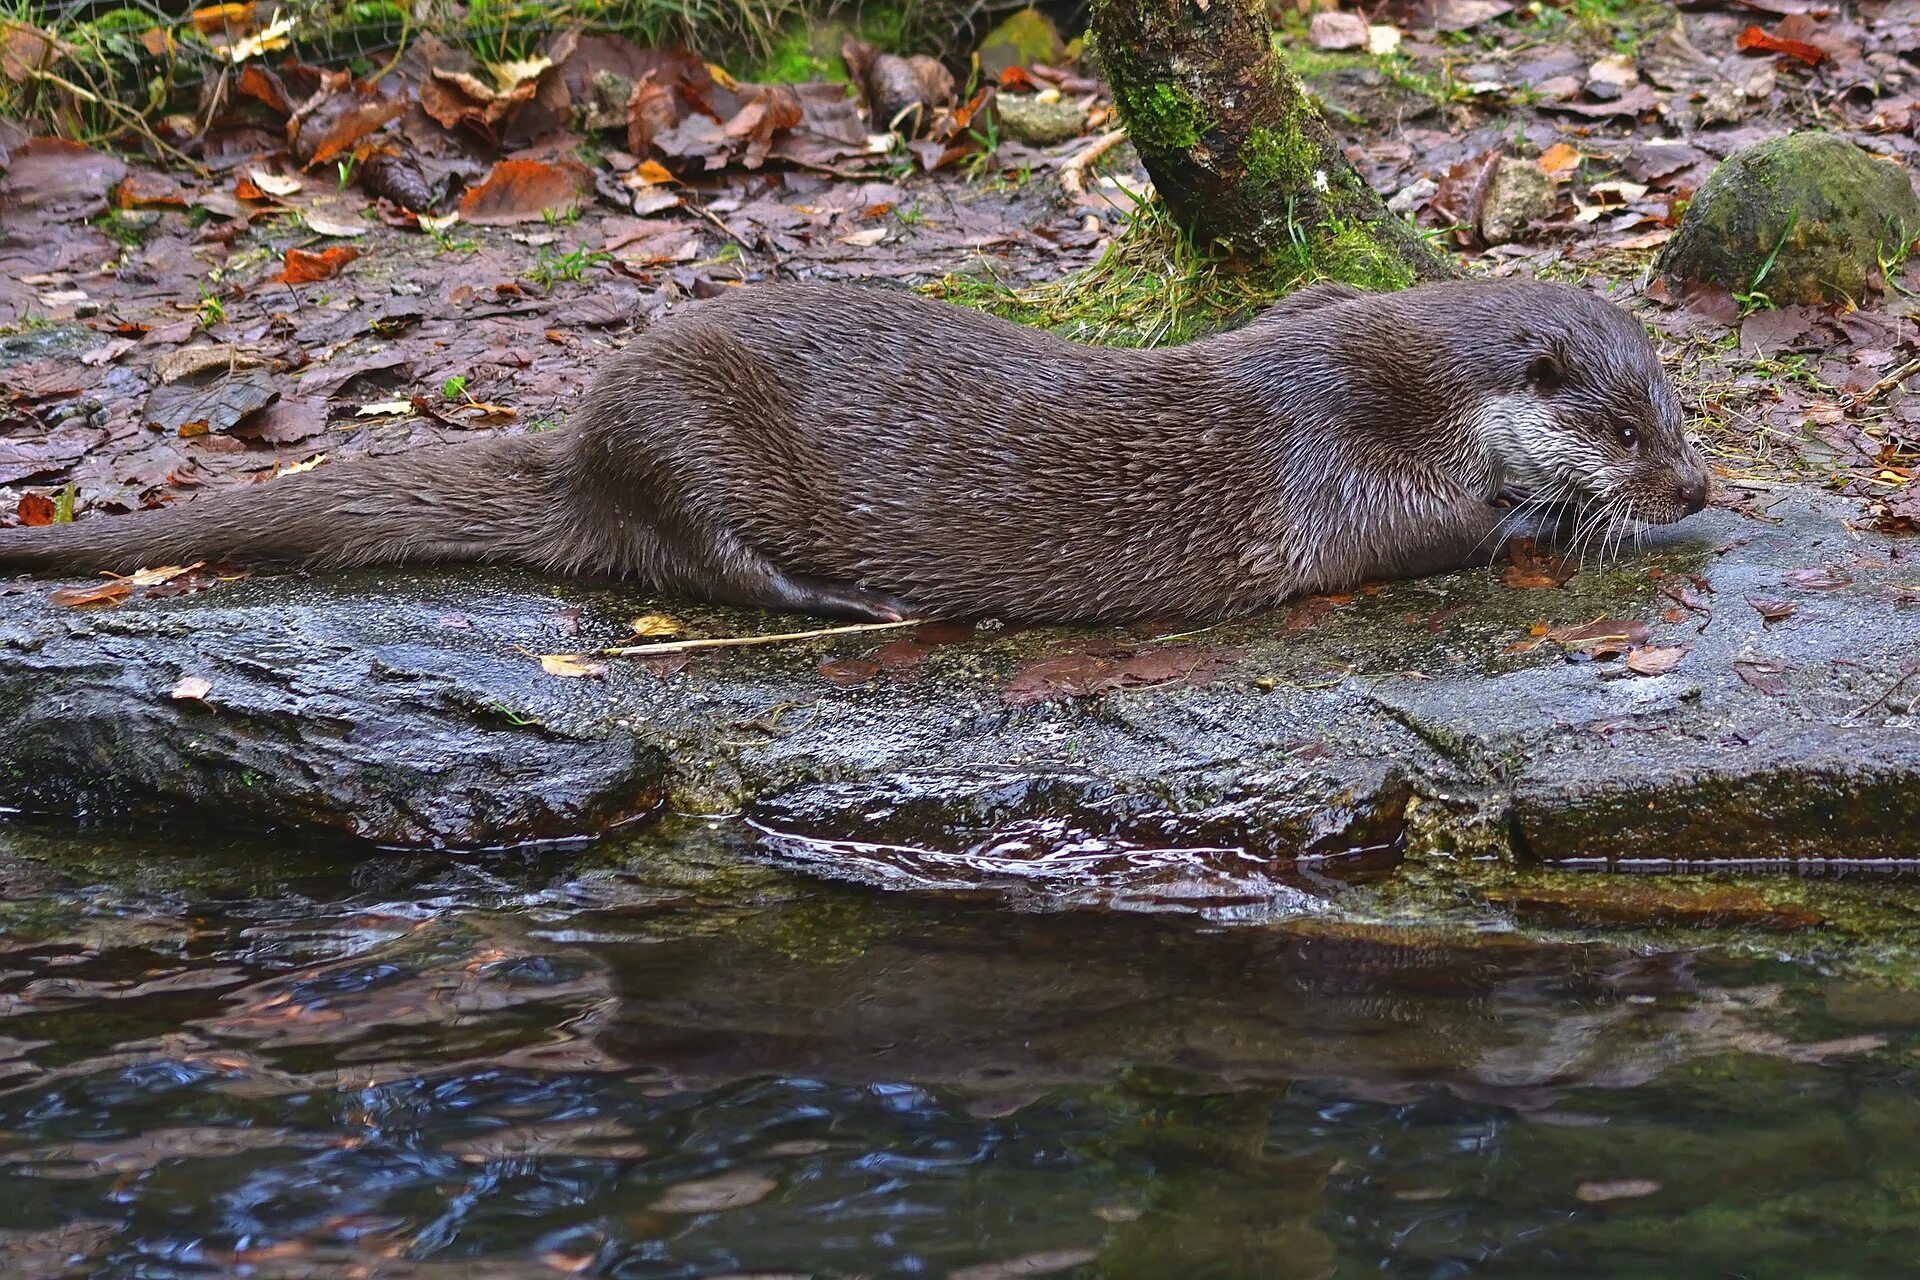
[1090, 0, 1453, 289]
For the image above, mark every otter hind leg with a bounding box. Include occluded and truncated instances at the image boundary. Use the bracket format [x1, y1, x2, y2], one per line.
[763, 571, 919, 622]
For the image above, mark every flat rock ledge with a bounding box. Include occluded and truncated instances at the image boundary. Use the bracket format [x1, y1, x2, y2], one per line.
[0, 490, 1915, 872]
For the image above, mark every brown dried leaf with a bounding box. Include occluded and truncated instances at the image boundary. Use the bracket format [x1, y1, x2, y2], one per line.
[14, 492, 55, 526]
[457, 158, 593, 225]
[1624, 644, 1688, 676]
[818, 656, 880, 687]
[1504, 538, 1579, 589]
[49, 580, 133, 608]
[1546, 618, 1652, 656]
[1747, 596, 1797, 624]
[1733, 659, 1791, 696]
[1785, 566, 1851, 592]
[272, 245, 360, 284]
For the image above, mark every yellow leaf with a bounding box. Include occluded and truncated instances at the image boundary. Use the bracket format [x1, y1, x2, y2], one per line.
[357, 400, 413, 417]
[486, 56, 551, 92]
[121, 563, 201, 587]
[631, 159, 676, 186]
[629, 613, 683, 638]
[276, 452, 327, 476]
[540, 653, 606, 679]
[222, 11, 295, 63]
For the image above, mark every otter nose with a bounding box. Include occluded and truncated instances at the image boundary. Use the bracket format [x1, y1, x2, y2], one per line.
[1678, 471, 1709, 514]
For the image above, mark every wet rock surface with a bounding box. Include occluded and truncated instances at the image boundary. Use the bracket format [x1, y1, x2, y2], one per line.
[0, 490, 1914, 875]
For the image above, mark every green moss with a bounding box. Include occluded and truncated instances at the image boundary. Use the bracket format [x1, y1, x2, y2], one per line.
[1241, 125, 1319, 189]
[1278, 45, 1372, 78]
[926, 200, 1276, 348]
[1111, 80, 1211, 154]
[1310, 217, 1420, 290]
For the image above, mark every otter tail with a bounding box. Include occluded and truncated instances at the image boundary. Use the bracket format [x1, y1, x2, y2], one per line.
[0, 433, 592, 578]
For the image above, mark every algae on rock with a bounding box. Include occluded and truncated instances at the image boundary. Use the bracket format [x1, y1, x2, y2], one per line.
[1089, 0, 1452, 289]
[1658, 131, 1920, 305]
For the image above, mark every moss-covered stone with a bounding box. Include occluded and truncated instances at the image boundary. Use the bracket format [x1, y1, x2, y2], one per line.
[976, 7, 1063, 77]
[1658, 131, 1920, 305]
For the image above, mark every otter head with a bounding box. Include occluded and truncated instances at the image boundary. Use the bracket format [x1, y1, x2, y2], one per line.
[1454, 284, 1709, 528]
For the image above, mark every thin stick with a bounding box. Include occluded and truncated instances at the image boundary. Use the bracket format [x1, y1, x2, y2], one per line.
[1060, 128, 1128, 196]
[565, 618, 921, 661]
[1844, 356, 1920, 411]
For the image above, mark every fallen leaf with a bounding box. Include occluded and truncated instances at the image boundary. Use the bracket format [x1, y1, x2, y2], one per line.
[652, 1171, 777, 1214]
[303, 208, 368, 238]
[1747, 596, 1797, 624]
[1736, 24, 1825, 65]
[459, 158, 593, 225]
[14, 492, 56, 526]
[818, 656, 880, 687]
[1537, 142, 1582, 179]
[539, 654, 606, 679]
[1547, 618, 1652, 657]
[120, 564, 200, 588]
[170, 675, 213, 702]
[143, 371, 280, 437]
[1624, 644, 1688, 676]
[272, 245, 360, 284]
[1505, 538, 1579, 589]
[1785, 567, 1851, 592]
[1733, 659, 1791, 696]
[245, 168, 302, 197]
[1576, 1179, 1661, 1202]
[628, 613, 682, 638]
[49, 580, 133, 608]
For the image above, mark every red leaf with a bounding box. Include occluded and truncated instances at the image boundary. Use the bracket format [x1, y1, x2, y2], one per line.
[14, 493, 55, 526]
[1736, 24, 1826, 66]
[272, 245, 360, 284]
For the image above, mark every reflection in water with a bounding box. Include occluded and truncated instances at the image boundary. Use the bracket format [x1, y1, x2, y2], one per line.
[0, 817, 1914, 1279]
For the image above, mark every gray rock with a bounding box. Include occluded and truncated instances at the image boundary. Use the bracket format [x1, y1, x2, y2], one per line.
[0, 490, 1912, 875]
[1478, 154, 1556, 243]
[992, 94, 1086, 147]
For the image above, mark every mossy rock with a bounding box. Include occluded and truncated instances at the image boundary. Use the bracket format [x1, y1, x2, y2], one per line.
[1658, 132, 1920, 305]
[977, 8, 1063, 77]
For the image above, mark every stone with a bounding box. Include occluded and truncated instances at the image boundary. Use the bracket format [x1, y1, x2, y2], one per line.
[1478, 154, 1557, 243]
[1309, 11, 1369, 50]
[977, 8, 1063, 78]
[580, 70, 634, 134]
[992, 93, 1086, 147]
[0, 490, 1912, 874]
[1658, 131, 1920, 305]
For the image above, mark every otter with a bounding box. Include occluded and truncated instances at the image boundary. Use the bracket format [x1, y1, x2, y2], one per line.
[0, 279, 1707, 623]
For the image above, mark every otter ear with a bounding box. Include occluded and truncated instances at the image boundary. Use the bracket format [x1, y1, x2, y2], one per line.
[1526, 350, 1565, 393]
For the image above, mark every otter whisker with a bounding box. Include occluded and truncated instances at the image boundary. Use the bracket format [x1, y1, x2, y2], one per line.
[1476, 478, 1578, 559]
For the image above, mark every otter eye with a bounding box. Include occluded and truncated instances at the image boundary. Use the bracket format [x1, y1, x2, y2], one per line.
[1618, 426, 1640, 449]
[1527, 354, 1563, 392]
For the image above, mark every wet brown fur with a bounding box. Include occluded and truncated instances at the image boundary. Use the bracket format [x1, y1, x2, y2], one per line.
[0, 280, 1708, 622]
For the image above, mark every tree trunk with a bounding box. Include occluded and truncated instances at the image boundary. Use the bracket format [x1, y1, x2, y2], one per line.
[1090, 0, 1454, 288]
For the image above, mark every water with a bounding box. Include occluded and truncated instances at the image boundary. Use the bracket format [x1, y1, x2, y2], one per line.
[0, 816, 1916, 1279]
